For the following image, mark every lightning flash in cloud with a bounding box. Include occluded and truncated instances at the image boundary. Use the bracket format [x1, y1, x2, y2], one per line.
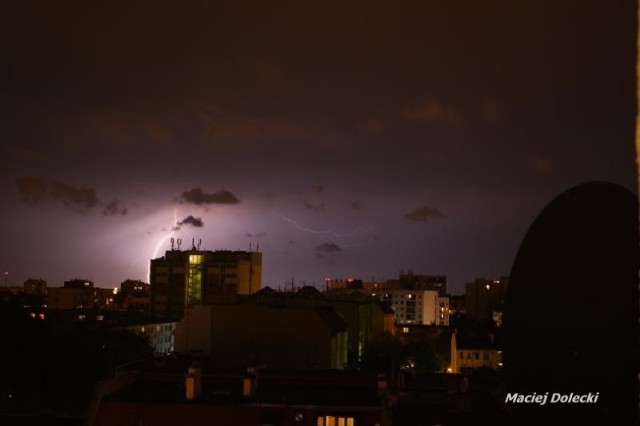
[148, 209, 179, 282]
[272, 213, 374, 239]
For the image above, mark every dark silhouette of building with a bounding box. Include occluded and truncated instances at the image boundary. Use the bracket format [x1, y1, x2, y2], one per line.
[503, 181, 639, 425]
[88, 358, 388, 426]
[64, 278, 94, 289]
[465, 277, 508, 322]
[23, 278, 47, 295]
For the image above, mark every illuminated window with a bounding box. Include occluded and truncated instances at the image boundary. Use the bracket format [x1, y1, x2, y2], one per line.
[317, 416, 354, 426]
[187, 254, 203, 305]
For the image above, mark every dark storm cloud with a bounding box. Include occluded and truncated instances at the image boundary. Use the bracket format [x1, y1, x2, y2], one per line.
[15, 176, 114, 215]
[103, 199, 128, 216]
[315, 242, 342, 262]
[316, 242, 342, 253]
[304, 200, 325, 212]
[351, 200, 363, 210]
[50, 181, 100, 212]
[405, 206, 445, 222]
[178, 215, 204, 227]
[180, 188, 240, 205]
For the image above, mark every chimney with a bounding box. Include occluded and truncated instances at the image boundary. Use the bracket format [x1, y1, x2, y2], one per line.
[242, 366, 258, 398]
[377, 373, 388, 398]
[185, 365, 202, 400]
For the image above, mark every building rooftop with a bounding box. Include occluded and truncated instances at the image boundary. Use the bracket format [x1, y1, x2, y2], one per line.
[104, 357, 382, 408]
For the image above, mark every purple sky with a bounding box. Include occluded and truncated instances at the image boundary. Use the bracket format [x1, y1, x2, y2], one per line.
[1, 1, 636, 294]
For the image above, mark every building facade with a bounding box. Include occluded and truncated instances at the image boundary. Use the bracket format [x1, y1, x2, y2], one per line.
[365, 289, 449, 326]
[174, 303, 348, 370]
[464, 277, 508, 322]
[150, 248, 262, 319]
[118, 321, 177, 354]
[450, 331, 502, 373]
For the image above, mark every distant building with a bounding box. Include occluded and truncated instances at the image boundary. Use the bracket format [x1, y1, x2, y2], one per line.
[64, 278, 95, 289]
[115, 321, 177, 354]
[327, 271, 447, 296]
[464, 277, 508, 322]
[23, 278, 47, 295]
[117, 279, 150, 315]
[388, 270, 447, 296]
[150, 247, 262, 319]
[364, 289, 449, 326]
[450, 330, 502, 373]
[47, 279, 116, 311]
[120, 279, 150, 295]
[448, 294, 465, 316]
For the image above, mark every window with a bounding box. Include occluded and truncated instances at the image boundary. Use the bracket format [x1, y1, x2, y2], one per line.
[317, 416, 354, 426]
[459, 351, 464, 359]
[475, 352, 480, 360]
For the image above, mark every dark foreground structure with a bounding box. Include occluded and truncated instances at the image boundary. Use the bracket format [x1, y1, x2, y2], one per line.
[503, 181, 639, 425]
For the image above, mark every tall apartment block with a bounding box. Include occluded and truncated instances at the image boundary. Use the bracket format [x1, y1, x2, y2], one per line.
[464, 277, 508, 321]
[150, 245, 262, 319]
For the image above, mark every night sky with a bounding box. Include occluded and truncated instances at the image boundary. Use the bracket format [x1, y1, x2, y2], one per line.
[1, 1, 636, 294]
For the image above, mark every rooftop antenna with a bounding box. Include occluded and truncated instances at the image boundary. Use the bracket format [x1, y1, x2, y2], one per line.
[256, 242, 259, 251]
[191, 238, 196, 250]
[197, 239, 202, 250]
[170, 237, 175, 251]
[176, 238, 182, 250]
[249, 242, 252, 251]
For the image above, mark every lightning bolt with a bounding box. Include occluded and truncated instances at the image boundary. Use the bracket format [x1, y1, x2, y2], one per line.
[271, 212, 374, 239]
[148, 209, 178, 282]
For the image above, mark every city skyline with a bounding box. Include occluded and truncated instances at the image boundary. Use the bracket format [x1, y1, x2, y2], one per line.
[1, 1, 636, 294]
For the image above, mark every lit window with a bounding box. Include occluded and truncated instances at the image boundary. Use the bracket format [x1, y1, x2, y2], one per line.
[317, 416, 354, 426]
